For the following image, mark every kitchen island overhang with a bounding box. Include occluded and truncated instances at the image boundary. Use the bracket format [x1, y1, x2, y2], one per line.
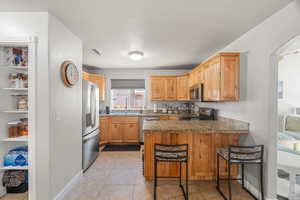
[142, 118, 249, 180]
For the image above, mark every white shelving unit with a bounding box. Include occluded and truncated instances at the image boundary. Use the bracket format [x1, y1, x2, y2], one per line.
[0, 37, 36, 200]
[0, 136, 28, 142]
[0, 166, 28, 170]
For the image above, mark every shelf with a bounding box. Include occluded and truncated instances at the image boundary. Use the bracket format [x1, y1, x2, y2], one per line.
[0, 66, 28, 71]
[7, 121, 21, 125]
[3, 88, 28, 91]
[0, 166, 28, 170]
[2, 110, 28, 114]
[0, 136, 28, 142]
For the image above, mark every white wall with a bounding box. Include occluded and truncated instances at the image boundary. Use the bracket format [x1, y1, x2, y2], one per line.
[0, 12, 83, 200]
[193, 1, 300, 198]
[0, 12, 51, 200]
[278, 52, 300, 130]
[48, 15, 82, 199]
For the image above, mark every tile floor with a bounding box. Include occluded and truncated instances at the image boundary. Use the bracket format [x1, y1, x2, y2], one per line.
[63, 150, 253, 200]
[0, 150, 254, 200]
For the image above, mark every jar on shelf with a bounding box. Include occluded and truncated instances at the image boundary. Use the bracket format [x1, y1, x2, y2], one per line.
[8, 125, 19, 138]
[16, 95, 28, 111]
[8, 73, 18, 88]
[19, 118, 28, 136]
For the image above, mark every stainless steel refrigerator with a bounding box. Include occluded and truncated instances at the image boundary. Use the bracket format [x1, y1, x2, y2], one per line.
[82, 80, 100, 171]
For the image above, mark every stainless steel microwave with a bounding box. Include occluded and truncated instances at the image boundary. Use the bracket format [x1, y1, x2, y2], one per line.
[189, 84, 203, 101]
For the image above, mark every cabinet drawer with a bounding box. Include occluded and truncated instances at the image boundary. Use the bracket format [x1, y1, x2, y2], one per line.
[110, 116, 139, 123]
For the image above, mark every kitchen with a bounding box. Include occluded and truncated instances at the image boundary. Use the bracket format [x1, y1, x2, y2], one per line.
[79, 52, 254, 200]
[0, 1, 299, 200]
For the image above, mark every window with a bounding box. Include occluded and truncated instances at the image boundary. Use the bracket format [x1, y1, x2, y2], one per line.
[110, 79, 146, 109]
[111, 89, 145, 109]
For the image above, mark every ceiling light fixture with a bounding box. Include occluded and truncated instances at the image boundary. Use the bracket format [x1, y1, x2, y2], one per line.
[128, 51, 144, 61]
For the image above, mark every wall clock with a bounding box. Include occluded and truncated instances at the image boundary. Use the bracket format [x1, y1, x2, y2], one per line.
[60, 61, 79, 87]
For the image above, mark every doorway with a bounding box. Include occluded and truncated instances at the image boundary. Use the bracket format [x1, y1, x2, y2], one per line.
[271, 35, 300, 200]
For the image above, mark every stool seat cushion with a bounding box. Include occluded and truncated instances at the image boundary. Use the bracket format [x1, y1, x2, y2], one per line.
[217, 147, 262, 163]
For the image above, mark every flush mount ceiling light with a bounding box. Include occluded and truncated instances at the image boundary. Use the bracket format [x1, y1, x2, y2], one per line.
[128, 51, 144, 61]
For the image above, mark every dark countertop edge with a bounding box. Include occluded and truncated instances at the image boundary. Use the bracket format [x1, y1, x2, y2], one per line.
[143, 130, 249, 134]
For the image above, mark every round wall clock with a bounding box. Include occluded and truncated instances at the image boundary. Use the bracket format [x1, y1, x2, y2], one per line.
[60, 61, 79, 87]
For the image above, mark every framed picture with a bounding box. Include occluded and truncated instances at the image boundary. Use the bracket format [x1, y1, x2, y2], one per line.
[278, 80, 284, 99]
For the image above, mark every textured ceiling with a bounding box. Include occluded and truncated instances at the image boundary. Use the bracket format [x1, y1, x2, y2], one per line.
[1, 0, 292, 69]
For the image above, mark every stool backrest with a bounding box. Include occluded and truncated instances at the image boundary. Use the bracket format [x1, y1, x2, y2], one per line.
[154, 144, 188, 161]
[228, 145, 264, 163]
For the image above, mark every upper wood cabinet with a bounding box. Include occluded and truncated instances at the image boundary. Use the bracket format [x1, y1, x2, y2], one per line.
[150, 76, 177, 101]
[220, 55, 240, 101]
[150, 53, 240, 102]
[83, 72, 106, 101]
[150, 77, 165, 101]
[165, 77, 177, 100]
[203, 53, 239, 101]
[177, 75, 189, 101]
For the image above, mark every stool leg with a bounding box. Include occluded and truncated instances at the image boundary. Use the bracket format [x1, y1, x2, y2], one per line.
[217, 154, 220, 189]
[179, 161, 182, 187]
[260, 164, 264, 200]
[228, 162, 232, 200]
[242, 164, 245, 188]
[186, 162, 188, 200]
[154, 159, 157, 200]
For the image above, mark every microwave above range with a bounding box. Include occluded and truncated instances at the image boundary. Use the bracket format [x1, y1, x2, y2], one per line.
[189, 84, 203, 101]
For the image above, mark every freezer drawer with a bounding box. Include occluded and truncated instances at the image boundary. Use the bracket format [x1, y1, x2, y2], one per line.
[82, 129, 99, 171]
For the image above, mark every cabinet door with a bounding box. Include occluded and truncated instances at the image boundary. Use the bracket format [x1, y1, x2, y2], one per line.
[99, 76, 106, 101]
[110, 123, 122, 143]
[203, 58, 220, 101]
[122, 123, 139, 142]
[198, 69, 205, 84]
[100, 117, 109, 144]
[177, 76, 189, 100]
[165, 77, 177, 100]
[151, 78, 165, 101]
[220, 55, 239, 101]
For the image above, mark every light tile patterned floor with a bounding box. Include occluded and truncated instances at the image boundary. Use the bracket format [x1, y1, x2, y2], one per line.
[0, 150, 254, 200]
[62, 150, 253, 200]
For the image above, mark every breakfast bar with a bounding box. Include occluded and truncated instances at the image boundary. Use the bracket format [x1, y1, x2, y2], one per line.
[142, 118, 249, 180]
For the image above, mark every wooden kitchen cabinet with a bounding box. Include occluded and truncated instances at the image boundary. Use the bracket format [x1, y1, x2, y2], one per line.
[202, 53, 239, 101]
[123, 122, 139, 142]
[150, 77, 165, 101]
[203, 57, 221, 101]
[82, 72, 106, 101]
[109, 117, 139, 143]
[220, 54, 240, 101]
[150, 76, 177, 101]
[100, 117, 109, 144]
[177, 75, 189, 101]
[165, 77, 177, 100]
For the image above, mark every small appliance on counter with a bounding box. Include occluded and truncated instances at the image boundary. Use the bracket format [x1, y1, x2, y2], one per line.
[153, 104, 158, 113]
[179, 107, 216, 120]
[105, 106, 110, 114]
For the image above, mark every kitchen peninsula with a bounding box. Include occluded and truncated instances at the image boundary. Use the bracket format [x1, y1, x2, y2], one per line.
[142, 118, 249, 180]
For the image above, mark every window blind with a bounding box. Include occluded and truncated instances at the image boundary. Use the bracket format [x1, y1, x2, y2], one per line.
[111, 79, 145, 89]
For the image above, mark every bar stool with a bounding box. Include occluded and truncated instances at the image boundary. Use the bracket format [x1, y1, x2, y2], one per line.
[154, 143, 189, 200]
[216, 145, 264, 200]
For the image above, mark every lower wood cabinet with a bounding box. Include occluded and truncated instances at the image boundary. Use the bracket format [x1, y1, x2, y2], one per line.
[109, 117, 139, 143]
[100, 117, 109, 144]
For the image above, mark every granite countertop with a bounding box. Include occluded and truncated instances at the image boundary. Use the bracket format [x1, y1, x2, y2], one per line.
[100, 112, 180, 117]
[142, 117, 249, 134]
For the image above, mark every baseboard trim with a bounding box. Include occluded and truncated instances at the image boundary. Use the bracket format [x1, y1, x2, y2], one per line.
[54, 170, 82, 200]
[0, 187, 6, 198]
[237, 178, 278, 200]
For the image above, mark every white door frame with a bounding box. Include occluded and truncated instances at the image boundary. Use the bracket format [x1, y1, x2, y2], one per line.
[268, 34, 300, 199]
